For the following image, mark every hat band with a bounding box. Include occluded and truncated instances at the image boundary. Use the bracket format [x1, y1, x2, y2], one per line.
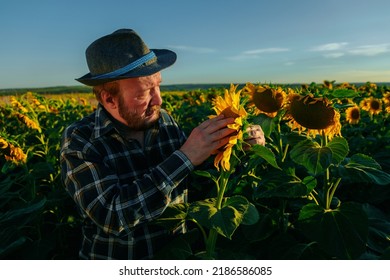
[91, 51, 156, 80]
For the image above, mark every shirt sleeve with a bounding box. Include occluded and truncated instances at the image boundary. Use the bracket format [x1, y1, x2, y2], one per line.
[60, 125, 193, 237]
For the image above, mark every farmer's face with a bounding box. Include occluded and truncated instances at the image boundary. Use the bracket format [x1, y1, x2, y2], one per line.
[116, 72, 163, 130]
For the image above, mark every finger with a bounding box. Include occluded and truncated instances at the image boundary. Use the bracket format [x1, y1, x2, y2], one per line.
[207, 117, 236, 134]
[245, 136, 266, 147]
[246, 125, 264, 138]
[198, 114, 225, 129]
[213, 135, 233, 151]
[211, 127, 237, 142]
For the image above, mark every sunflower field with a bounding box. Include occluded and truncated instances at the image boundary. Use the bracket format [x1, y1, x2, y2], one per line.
[0, 81, 389, 260]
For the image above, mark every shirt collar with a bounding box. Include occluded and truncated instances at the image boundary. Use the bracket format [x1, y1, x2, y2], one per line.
[91, 104, 162, 143]
[91, 104, 117, 140]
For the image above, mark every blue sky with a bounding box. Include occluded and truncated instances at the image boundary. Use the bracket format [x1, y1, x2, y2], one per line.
[1, 0, 390, 89]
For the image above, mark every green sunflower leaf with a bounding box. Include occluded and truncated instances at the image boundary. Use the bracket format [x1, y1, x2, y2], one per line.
[290, 139, 332, 175]
[188, 196, 251, 239]
[297, 202, 368, 259]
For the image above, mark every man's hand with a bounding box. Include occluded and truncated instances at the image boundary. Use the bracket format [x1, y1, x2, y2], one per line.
[180, 115, 236, 166]
[244, 125, 266, 149]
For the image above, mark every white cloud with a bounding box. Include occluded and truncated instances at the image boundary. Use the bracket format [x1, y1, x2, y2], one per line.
[312, 42, 349, 52]
[323, 52, 345, 58]
[227, 47, 290, 61]
[243, 48, 290, 55]
[312, 42, 390, 58]
[166, 45, 216, 54]
[348, 44, 390, 56]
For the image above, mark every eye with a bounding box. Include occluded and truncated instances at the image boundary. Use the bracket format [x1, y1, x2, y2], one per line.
[136, 93, 148, 100]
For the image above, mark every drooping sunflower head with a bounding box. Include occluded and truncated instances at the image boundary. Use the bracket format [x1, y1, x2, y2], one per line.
[358, 82, 374, 93]
[323, 80, 334, 90]
[211, 84, 247, 171]
[360, 97, 382, 115]
[286, 93, 341, 139]
[14, 113, 41, 131]
[5, 145, 27, 165]
[0, 138, 27, 165]
[244, 83, 286, 117]
[339, 82, 356, 90]
[10, 97, 28, 113]
[345, 105, 361, 125]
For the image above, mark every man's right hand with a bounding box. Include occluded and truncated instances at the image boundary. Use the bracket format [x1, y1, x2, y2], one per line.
[180, 114, 236, 166]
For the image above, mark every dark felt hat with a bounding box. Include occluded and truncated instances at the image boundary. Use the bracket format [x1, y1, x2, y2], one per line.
[76, 29, 176, 86]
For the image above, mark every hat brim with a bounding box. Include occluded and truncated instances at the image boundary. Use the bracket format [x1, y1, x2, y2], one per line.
[76, 49, 176, 86]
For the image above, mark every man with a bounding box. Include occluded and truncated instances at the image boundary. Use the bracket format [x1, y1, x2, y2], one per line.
[60, 29, 264, 259]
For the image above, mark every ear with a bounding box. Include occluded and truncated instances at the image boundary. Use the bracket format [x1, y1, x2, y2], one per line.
[101, 90, 118, 109]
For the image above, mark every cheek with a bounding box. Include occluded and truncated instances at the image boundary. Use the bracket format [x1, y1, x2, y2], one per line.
[132, 100, 149, 113]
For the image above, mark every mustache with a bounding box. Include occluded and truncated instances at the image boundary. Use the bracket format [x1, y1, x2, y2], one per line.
[145, 105, 161, 115]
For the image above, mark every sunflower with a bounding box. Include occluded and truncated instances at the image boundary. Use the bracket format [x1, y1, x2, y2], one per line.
[10, 97, 28, 113]
[360, 97, 382, 115]
[211, 84, 247, 171]
[359, 82, 378, 93]
[323, 80, 334, 90]
[4, 145, 27, 164]
[15, 113, 41, 131]
[286, 93, 341, 139]
[0, 138, 27, 165]
[244, 83, 286, 117]
[382, 92, 390, 113]
[383, 92, 390, 106]
[338, 82, 356, 90]
[345, 105, 361, 124]
[0, 137, 8, 149]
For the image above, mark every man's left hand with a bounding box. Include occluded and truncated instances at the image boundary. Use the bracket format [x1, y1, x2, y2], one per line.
[244, 125, 266, 149]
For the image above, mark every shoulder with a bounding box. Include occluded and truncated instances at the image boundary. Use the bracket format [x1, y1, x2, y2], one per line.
[158, 109, 187, 142]
[63, 112, 95, 139]
[159, 109, 176, 125]
[61, 111, 99, 154]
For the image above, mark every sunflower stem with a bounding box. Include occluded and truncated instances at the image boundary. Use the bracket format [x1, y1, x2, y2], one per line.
[189, 218, 208, 249]
[321, 130, 332, 209]
[328, 177, 342, 209]
[206, 169, 230, 258]
[215, 171, 229, 209]
[309, 189, 320, 206]
[277, 123, 283, 156]
[281, 144, 289, 163]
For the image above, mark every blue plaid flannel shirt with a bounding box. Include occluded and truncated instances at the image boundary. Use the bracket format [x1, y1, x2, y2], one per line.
[60, 105, 193, 259]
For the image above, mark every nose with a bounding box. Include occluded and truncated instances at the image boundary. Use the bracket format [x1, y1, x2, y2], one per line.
[150, 87, 162, 106]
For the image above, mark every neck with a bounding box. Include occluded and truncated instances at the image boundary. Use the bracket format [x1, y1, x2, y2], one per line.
[102, 105, 146, 147]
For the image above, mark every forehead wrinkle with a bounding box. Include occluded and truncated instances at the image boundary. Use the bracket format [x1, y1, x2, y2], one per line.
[136, 73, 161, 90]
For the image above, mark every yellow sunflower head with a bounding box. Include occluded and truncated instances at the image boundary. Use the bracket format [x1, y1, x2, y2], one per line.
[0, 137, 8, 149]
[15, 113, 41, 131]
[360, 97, 382, 115]
[382, 92, 390, 106]
[345, 105, 361, 125]
[244, 83, 286, 117]
[359, 82, 378, 94]
[10, 97, 28, 113]
[3, 143, 27, 165]
[286, 93, 341, 139]
[383, 92, 390, 114]
[211, 84, 247, 171]
[339, 82, 356, 90]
